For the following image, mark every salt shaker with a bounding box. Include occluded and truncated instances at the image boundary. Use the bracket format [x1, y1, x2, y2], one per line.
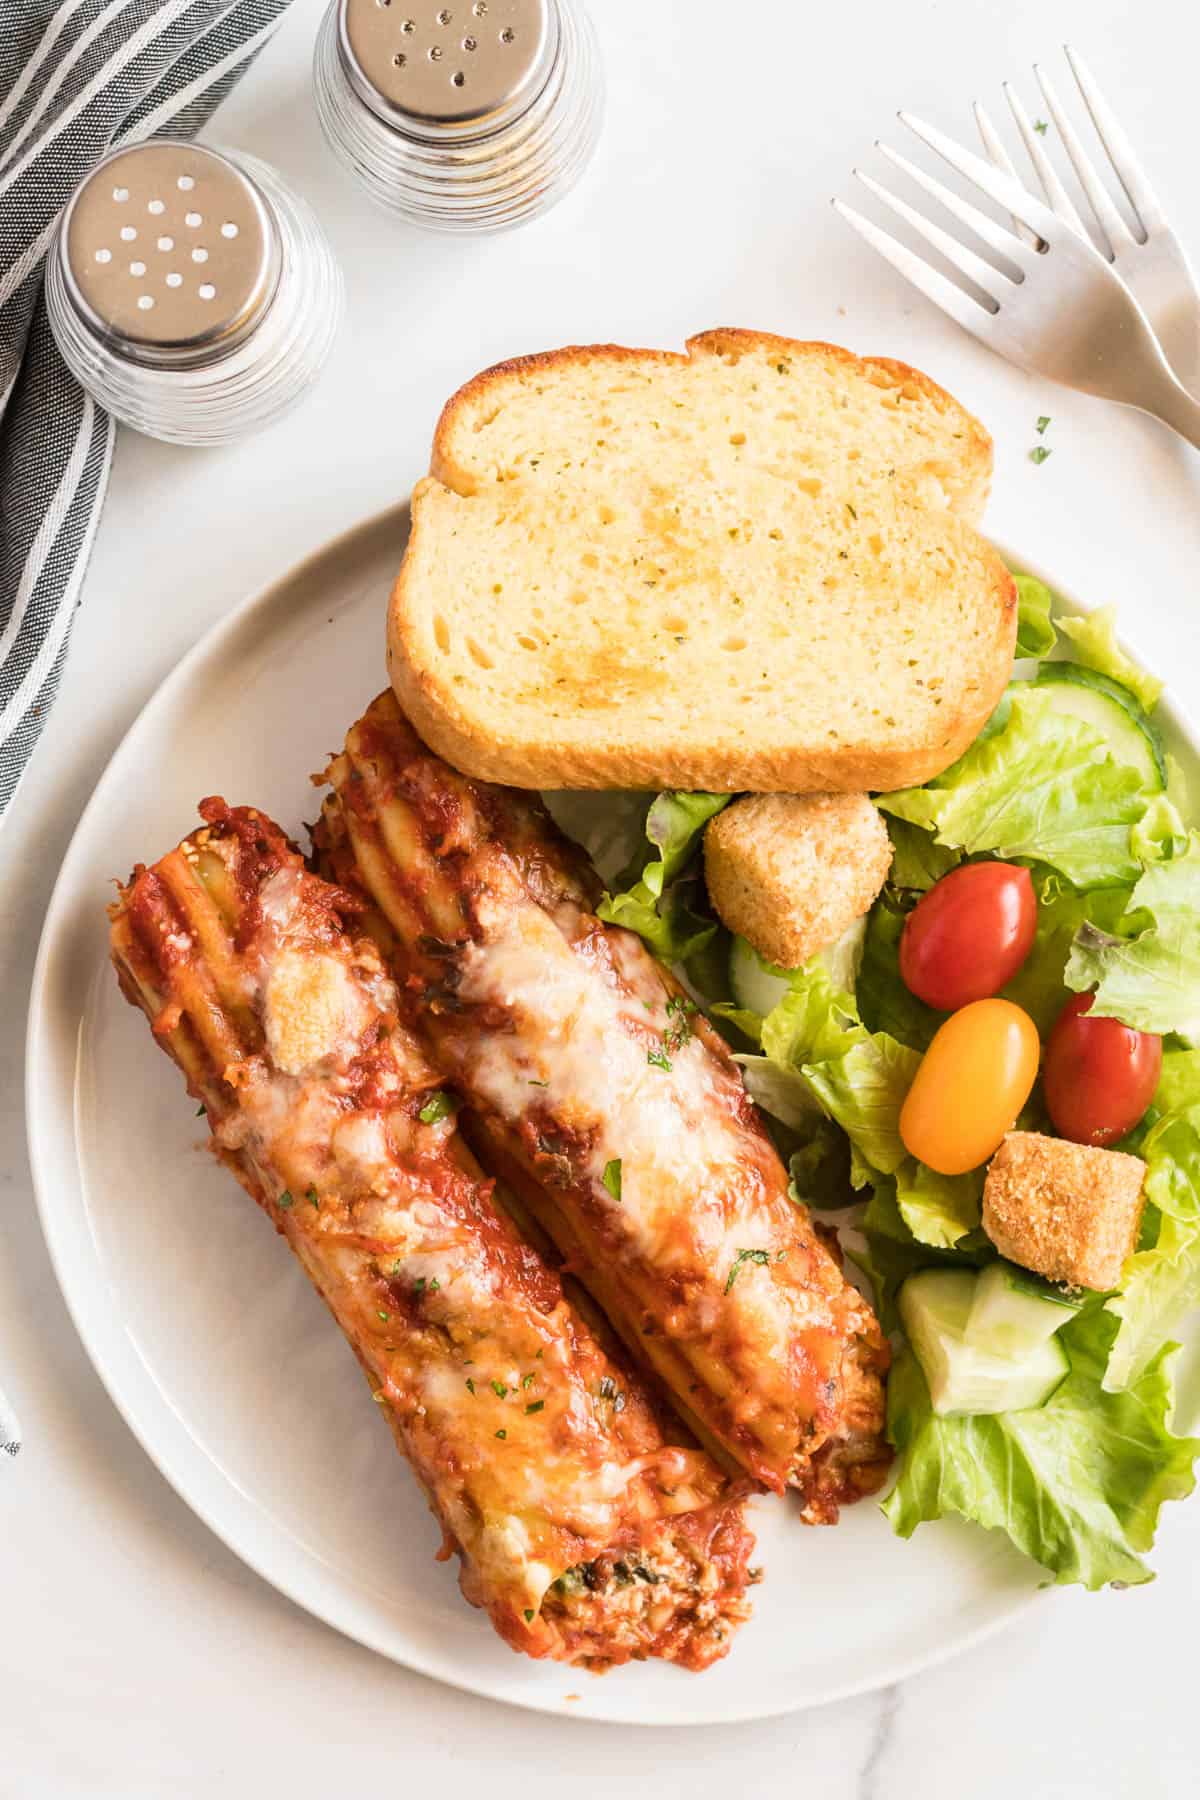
[313, 0, 603, 232]
[45, 142, 343, 447]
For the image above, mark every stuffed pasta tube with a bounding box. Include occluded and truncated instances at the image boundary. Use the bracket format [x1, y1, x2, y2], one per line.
[109, 799, 754, 1669]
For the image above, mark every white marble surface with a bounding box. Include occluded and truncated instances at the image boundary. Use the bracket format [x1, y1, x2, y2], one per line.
[4, 0, 1200, 1790]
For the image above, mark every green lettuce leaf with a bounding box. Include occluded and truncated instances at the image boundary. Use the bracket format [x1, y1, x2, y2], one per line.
[542, 790, 652, 886]
[1143, 1109, 1200, 1224]
[860, 1185, 992, 1331]
[883, 1304, 1199, 1588]
[894, 1158, 984, 1249]
[801, 1034, 920, 1185]
[708, 1002, 764, 1045]
[733, 1054, 822, 1130]
[1013, 573, 1058, 659]
[596, 790, 729, 962]
[1106, 1213, 1200, 1392]
[786, 1124, 855, 1212]
[1065, 834, 1200, 1041]
[1057, 606, 1164, 713]
[999, 872, 1132, 1036]
[884, 816, 961, 892]
[1153, 1048, 1200, 1115]
[1103, 1050, 1200, 1389]
[759, 960, 865, 1067]
[857, 894, 942, 1051]
[878, 687, 1148, 890]
[1131, 794, 1189, 867]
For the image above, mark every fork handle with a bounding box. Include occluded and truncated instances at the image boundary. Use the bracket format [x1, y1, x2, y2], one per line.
[1135, 362, 1200, 450]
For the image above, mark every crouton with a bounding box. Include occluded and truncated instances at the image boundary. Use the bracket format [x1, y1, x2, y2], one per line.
[982, 1132, 1147, 1291]
[703, 792, 892, 969]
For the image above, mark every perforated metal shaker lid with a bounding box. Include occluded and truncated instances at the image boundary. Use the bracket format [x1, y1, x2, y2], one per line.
[62, 143, 281, 366]
[338, 0, 557, 136]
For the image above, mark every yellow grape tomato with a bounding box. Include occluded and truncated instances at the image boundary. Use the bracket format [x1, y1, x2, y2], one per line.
[899, 999, 1040, 1176]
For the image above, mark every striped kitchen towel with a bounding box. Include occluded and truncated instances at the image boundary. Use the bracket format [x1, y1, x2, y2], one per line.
[0, 0, 298, 827]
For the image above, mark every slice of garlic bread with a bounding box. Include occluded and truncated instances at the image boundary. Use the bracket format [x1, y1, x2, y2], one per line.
[388, 330, 1016, 792]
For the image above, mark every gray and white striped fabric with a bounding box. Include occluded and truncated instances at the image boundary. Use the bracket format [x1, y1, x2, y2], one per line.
[0, 0, 298, 827]
[0, 0, 299, 1459]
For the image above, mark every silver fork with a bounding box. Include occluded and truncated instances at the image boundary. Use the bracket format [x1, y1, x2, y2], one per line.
[974, 46, 1200, 395]
[834, 113, 1200, 451]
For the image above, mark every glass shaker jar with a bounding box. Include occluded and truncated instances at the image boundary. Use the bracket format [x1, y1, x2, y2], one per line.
[313, 0, 604, 233]
[45, 142, 343, 447]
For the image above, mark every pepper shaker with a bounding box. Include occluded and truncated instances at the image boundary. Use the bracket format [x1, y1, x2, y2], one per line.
[46, 143, 343, 447]
[313, 0, 603, 232]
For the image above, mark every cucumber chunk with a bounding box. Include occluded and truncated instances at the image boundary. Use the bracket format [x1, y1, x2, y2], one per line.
[1034, 662, 1166, 790]
[966, 1260, 1084, 1358]
[899, 1268, 1070, 1417]
[728, 918, 867, 1018]
[729, 936, 791, 1017]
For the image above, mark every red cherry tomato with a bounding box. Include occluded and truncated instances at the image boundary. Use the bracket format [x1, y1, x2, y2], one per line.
[1042, 992, 1162, 1147]
[899, 862, 1037, 1012]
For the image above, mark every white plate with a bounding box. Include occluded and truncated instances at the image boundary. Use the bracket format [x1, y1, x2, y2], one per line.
[25, 508, 1199, 1726]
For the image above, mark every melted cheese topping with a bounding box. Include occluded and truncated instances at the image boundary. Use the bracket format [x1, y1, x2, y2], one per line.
[456, 908, 794, 1361]
[206, 875, 732, 1615]
[263, 947, 369, 1075]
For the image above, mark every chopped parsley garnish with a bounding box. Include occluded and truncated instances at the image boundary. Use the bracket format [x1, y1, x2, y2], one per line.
[1034, 117, 1049, 134]
[662, 994, 697, 1055]
[495, 1428, 507, 1440]
[1036, 415, 1051, 434]
[1029, 445, 1052, 465]
[521, 1372, 536, 1390]
[525, 1399, 545, 1415]
[419, 1090, 458, 1125]
[523, 1608, 535, 1623]
[725, 1247, 771, 1294]
[465, 1377, 475, 1394]
[490, 1379, 508, 1399]
[646, 1047, 672, 1070]
[413, 1276, 441, 1297]
[305, 1185, 320, 1209]
[278, 1190, 293, 1210]
[377, 1309, 390, 1323]
[601, 1158, 622, 1202]
[195, 1105, 206, 1117]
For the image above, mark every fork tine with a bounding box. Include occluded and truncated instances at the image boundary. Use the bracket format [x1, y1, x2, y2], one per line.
[877, 140, 1039, 271]
[1064, 44, 1165, 234]
[853, 168, 1007, 303]
[899, 110, 1070, 247]
[1001, 82, 1087, 236]
[832, 199, 996, 336]
[1033, 63, 1135, 256]
[973, 101, 1042, 248]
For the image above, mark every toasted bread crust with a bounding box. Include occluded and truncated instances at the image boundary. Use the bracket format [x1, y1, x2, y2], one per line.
[431, 330, 994, 519]
[983, 1132, 1148, 1291]
[705, 793, 894, 968]
[392, 330, 1014, 793]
